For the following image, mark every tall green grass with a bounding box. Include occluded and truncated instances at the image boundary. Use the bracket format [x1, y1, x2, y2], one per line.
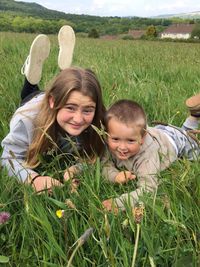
[0, 32, 200, 266]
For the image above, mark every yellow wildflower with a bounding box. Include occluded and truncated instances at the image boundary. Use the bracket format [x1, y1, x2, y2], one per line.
[56, 209, 65, 218]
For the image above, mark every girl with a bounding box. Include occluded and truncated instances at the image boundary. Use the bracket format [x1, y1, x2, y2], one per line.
[1, 27, 106, 192]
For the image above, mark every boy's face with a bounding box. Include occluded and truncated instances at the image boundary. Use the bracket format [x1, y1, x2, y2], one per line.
[107, 117, 144, 160]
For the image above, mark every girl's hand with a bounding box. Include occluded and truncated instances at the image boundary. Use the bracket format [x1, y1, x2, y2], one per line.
[64, 165, 78, 181]
[115, 171, 136, 184]
[30, 175, 63, 193]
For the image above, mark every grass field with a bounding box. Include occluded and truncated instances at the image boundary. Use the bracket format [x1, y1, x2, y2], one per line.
[0, 32, 200, 266]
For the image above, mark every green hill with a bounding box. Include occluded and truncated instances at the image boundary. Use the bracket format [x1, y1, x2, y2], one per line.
[0, 0, 111, 23]
[0, 0, 121, 34]
[0, 0, 69, 19]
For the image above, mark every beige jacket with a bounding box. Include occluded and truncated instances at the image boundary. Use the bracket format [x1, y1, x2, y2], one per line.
[102, 127, 177, 209]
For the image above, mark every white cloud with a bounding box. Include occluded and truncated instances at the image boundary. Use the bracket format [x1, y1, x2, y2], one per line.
[15, 0, 200, 17]
[144, 0, 200, 16]
[87, 0, 141, 16]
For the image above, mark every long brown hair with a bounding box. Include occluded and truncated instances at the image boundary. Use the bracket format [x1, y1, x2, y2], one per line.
[26, 67, 106, 168]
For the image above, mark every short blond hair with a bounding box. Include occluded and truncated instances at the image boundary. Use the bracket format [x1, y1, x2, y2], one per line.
[105, 99, 147, 136]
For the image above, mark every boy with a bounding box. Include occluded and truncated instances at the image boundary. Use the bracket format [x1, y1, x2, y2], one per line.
[102, 94, 200, 211]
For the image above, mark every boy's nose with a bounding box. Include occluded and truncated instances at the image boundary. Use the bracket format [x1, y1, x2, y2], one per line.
[118, 142, 128, 151]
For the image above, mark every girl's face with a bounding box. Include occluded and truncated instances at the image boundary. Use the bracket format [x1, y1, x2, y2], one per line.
[55, 91, 96, 136]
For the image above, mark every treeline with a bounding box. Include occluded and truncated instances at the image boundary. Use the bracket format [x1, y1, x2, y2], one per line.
[0, 0, 200, 35]
[1, 12, 199, 36]
[0, 13, 75, 34]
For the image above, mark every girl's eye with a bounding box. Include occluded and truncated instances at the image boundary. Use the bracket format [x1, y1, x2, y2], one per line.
[66, 106, 76, 111]
[83, 108, 95, 114]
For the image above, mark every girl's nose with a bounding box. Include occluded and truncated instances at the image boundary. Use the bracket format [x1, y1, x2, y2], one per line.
[73, 111, 83, 124]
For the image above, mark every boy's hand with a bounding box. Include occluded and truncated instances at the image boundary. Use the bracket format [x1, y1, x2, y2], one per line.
[102, 199, 118, 214]
[70, 179, 80, 194]
[64, 165, 78, 181]
[115, 171, 136, 184]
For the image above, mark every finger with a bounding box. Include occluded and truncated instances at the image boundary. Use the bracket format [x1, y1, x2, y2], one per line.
[50, 180, 63, 188]
[47, 188, 53, 195]
[64, 174, 71, 181]
[130, 174, 136, 180]
[35, 187, 51, 194]
[55, 181, 64, 187]
[113, 207, 119, 215]
[72, 179, 80, 186]
[102, 200, 111, 208]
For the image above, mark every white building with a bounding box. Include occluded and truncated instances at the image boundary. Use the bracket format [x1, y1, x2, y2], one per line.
[161, 24, 195, 39]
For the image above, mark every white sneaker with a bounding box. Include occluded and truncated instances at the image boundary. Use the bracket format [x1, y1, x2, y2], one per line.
[58, 25, 76, 70]
[21, 34, 50, 84]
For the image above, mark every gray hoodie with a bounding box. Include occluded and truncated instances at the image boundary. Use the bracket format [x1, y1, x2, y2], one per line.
[1, 94, 44, 182]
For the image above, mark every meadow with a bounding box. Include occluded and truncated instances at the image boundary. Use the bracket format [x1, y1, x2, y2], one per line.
[0, 32, 200, 266]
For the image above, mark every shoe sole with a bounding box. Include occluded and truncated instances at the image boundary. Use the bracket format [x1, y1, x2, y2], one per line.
[27, 34, 50, 84]
[185, 93, 200, 109]
[58, 25, 75, 70]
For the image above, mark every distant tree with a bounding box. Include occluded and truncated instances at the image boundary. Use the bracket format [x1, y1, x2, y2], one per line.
[12, 16, 24, 32]
[57, 19, 76, 31]
[191, 24, 200, 39]
[161, 19, 172, 26]
[0, 14, 12, 31]
[146, 25, 157, 37]
[88, 28, 99, 38]
[189, 19, 195, 24]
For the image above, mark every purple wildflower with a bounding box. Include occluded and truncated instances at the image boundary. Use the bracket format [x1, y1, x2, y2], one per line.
[0, 212, 10, 225]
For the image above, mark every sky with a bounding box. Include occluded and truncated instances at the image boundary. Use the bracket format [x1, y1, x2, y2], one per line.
[15, 0, 200, 17]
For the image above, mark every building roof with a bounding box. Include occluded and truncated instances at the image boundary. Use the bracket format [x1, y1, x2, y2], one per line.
[162, 24, 195, 34]
[100, 35, 118, 40]
[128, 30, 145, 38]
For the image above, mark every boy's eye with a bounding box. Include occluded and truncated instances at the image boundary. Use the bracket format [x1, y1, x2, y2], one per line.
[111, 137, 119, 141]
[128, 140, 136, 143]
